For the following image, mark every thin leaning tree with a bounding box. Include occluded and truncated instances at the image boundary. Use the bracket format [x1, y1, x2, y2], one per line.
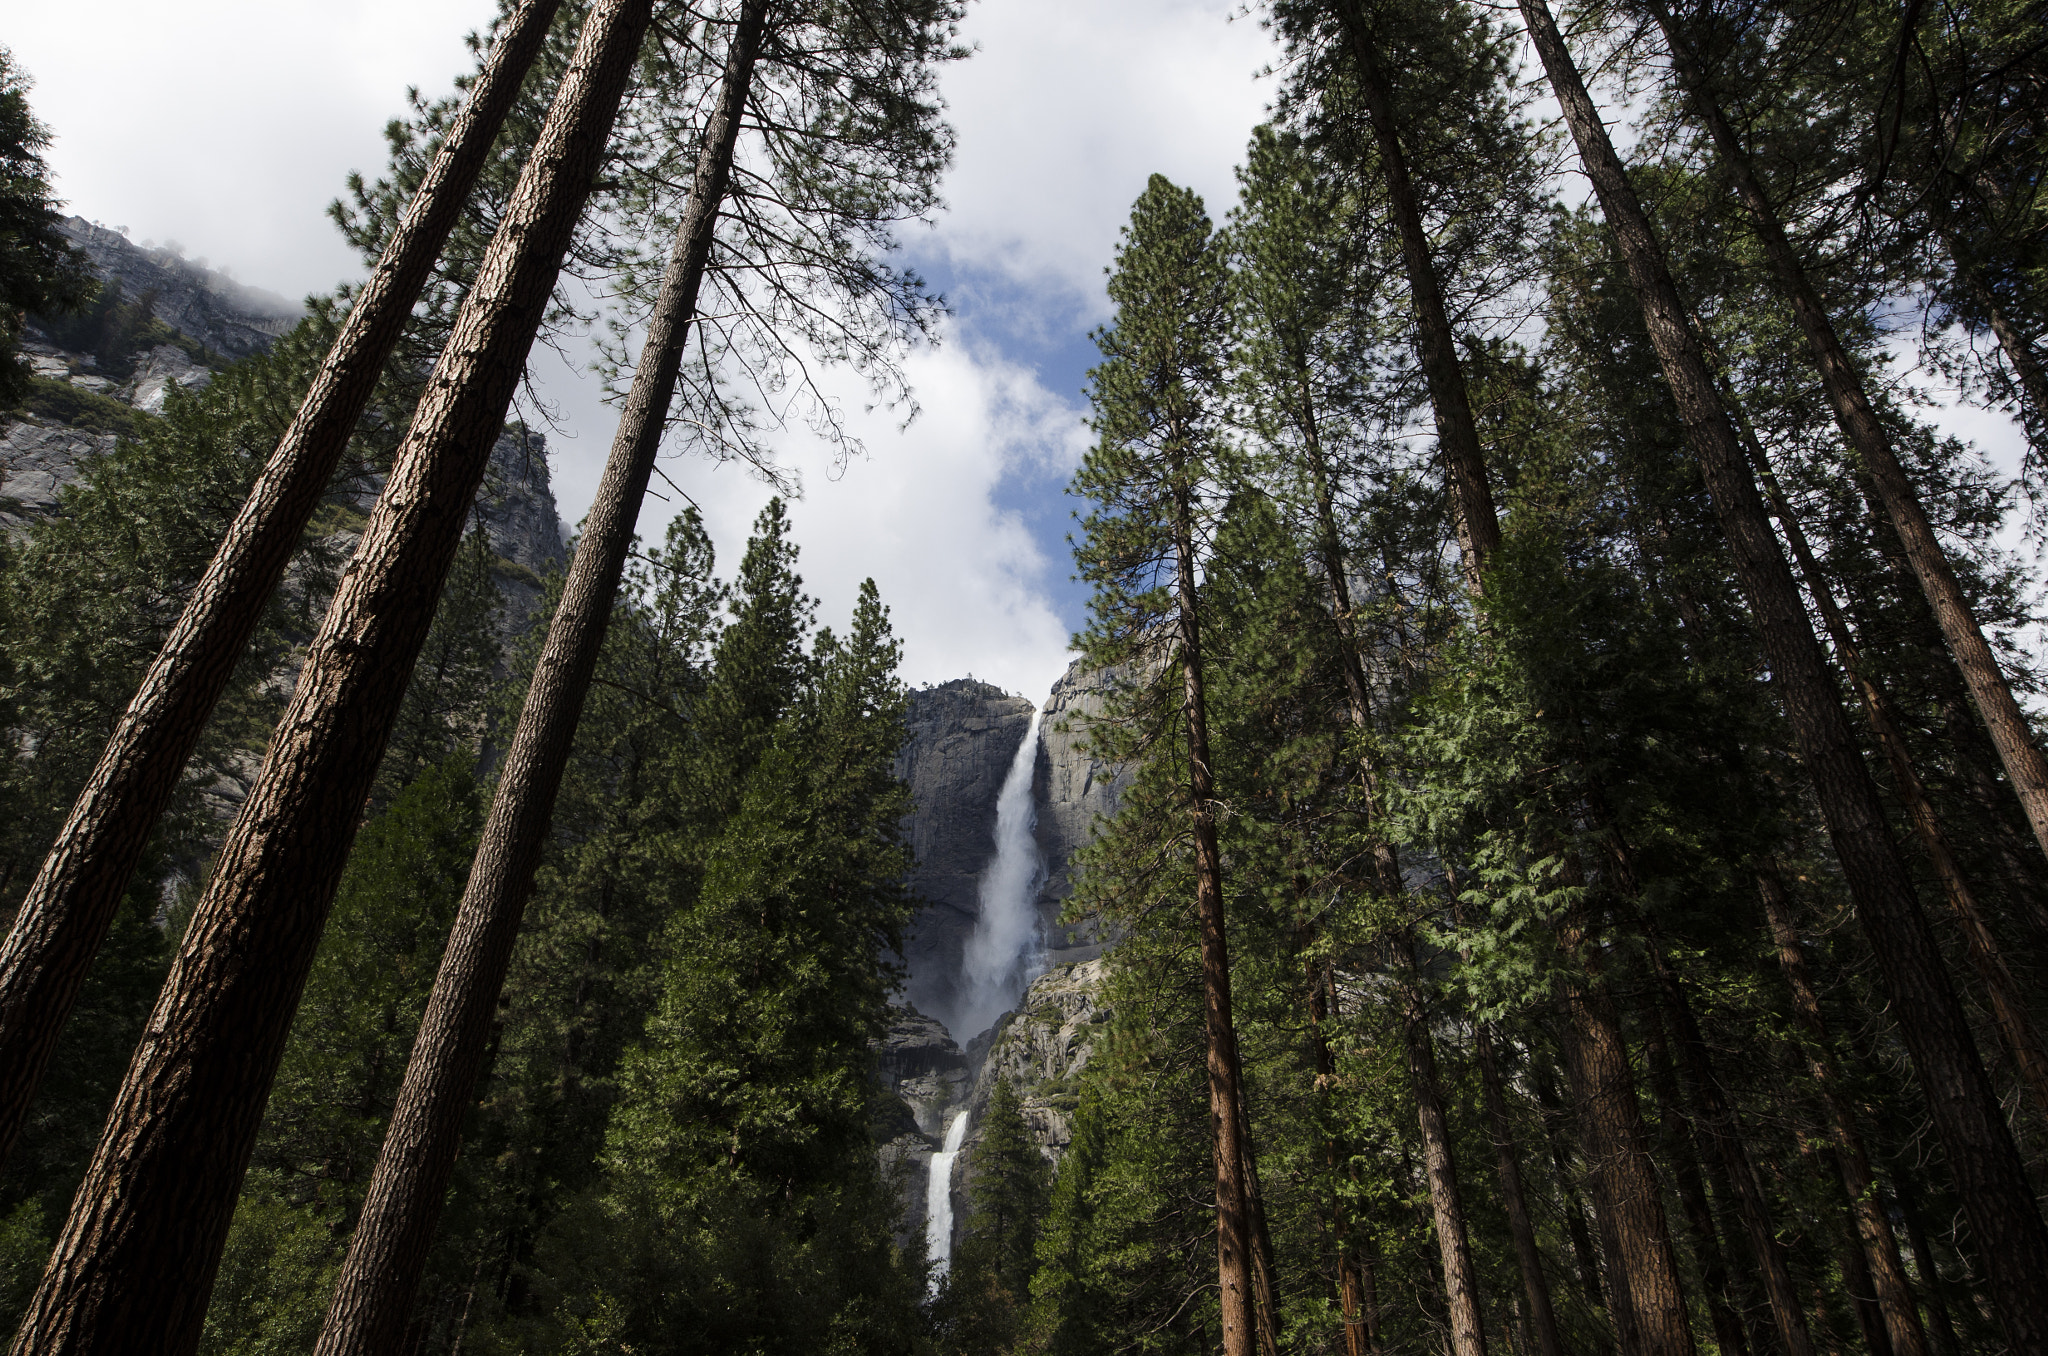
[1641, 0, 2048, 874]
[1513, 0, 2048, 1347]
[313, 0, 965, 1346]
[0, 0, 563, 1172]
[6, 2, 656, 1351]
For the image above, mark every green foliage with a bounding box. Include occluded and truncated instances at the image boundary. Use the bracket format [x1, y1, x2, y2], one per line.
[935, 1079, 1050, 1353]
[0, 48, 94, 406]
[9, 374, 144, 438]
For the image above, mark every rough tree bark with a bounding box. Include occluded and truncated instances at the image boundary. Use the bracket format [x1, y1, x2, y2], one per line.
[1639, 1011, 1753, 1356]
[1553, 911, 1698, 1356]
[1757, 870, 1931, 1356]
[1647, 0, 2048, 869]
[1647, 949, 1816, 1356]
[1514, 3, 2048, 1345]
[5, 4, 653, 1352]
[311, 5, 769, 1351]
[1173, 458, 1259, 1356]
[1475, 1027, 1567, 1356]
[1397, 949, 1491, 1356]
[1717, 370, 2048, 1125]
[0, 0, 562, 1172]
[1309, 958, 1380, 1356]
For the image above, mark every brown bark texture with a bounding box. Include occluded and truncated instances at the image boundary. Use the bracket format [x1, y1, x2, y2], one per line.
[1514, 3, 2048, 1346]
[1553, 920, 1697, 1356]
[1475, 1028, 1566, 1356]
[1726, 383, 2048, 1126]
[1174, 470, 1258, 1356]
[0, 0, 562, 1172]
[1649, 0, 2048, 871]
[311, 6, 767, 1351]
[1310, 961, 1378, 1356]
[1757, 870, 1931, 1356]
[1330, 0, 1501, 592]
[1648, 950, 1816, 1356]
[1398, 954, 1490, 1356]
[5, 4, 651, 1352]
[1641, 1010, 1752, 1356]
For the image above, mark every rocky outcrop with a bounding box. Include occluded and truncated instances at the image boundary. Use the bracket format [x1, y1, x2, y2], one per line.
[1032, 661, 1132, 965]
[54, 217, 302, 359]
[0, 418, 117, 531]
[895, 680, 1035, 1035]
[966, 959, 1106, 1163]
[873, 960, 1109, 1256]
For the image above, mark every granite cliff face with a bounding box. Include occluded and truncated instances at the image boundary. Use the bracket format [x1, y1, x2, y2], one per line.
[893, 660, 1131, 1046]
[55, 216, 303, 359]
[3, 227, 568, 621]
[894, 679, 1036, 1036]
[878, 656, 1130, 1252]
[873, 960, 1108, 1254]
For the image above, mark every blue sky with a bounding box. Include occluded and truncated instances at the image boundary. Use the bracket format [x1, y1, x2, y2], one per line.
[9, 0, 1282, 705]
[11, 0, 2029, 701]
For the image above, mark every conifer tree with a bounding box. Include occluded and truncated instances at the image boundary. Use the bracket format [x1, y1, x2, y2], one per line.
[0, 49, 93, 408]
[0, 0, 562, 1169]
[9, 4, 654, 1348]
[1512, 0, 2048, 1345]
[1074, 173, 1266, 1356]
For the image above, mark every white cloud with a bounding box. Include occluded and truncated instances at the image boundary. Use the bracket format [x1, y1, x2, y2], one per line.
[10, 0, 1281, 702]
[646, 334, 1091, 704]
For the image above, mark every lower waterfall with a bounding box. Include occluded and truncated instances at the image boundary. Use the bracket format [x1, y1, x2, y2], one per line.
[956, 707, 1046, 1042]
[925, 1108, 971, 1289]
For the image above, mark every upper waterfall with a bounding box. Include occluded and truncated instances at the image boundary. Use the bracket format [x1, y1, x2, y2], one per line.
[955, 707, 1046, 1042]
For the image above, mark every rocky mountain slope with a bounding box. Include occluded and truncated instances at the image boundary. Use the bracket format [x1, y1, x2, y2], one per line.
[3, 220, 568, 615]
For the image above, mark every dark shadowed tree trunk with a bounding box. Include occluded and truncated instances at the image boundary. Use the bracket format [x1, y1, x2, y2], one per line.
[1514, 3, 2048, 1345]
[1646, 0, 2048, 870]
[1553, 911, 1698, 1356]
[0, 0, 561, 1172]
[1758, 869, 1931, 1356]
[5, 5, 652, 1352]
[1397, 953, 1490, 1356]
[1475, 1027, 1566, 1356]
[310, 6, 770, 1352]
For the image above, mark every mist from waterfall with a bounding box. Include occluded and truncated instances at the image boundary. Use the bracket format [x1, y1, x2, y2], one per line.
[955, 707, 1046, 1043]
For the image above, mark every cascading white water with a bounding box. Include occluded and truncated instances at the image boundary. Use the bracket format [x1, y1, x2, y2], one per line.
[925, 1108, 971, 1290]
[955, 708, 1046, 1042]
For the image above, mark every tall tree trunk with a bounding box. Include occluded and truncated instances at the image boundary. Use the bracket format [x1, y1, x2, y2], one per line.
[1646, 948, 1817, 1356]
[1719, 372, 2048, 1125]
[1476, 1026, 1567, 1356]
[5, 5, 653, 1351]
[1238, 1083, 1284, 1356]
[1328, 0, 1500, 592]
[1513, 5, 2048, 1345]
[1640, 1009, 1753, 1356]
[312, 6, 768, 1351]
[1309, 958, 1378, 1356]
[0, 0, 563, 1172]
[1757, 870, 1931, 1356]
[1398, 946, 1491, 1356]
[1531, 1059, 1615, 1330]
[1645, 0, 2048, 871]
[1552, 912, 1697, 1356]
[1892, 1179, 1962, 1356]
[1174, 464, 1258, 1356]
[1301, 377, 1488, 1356]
